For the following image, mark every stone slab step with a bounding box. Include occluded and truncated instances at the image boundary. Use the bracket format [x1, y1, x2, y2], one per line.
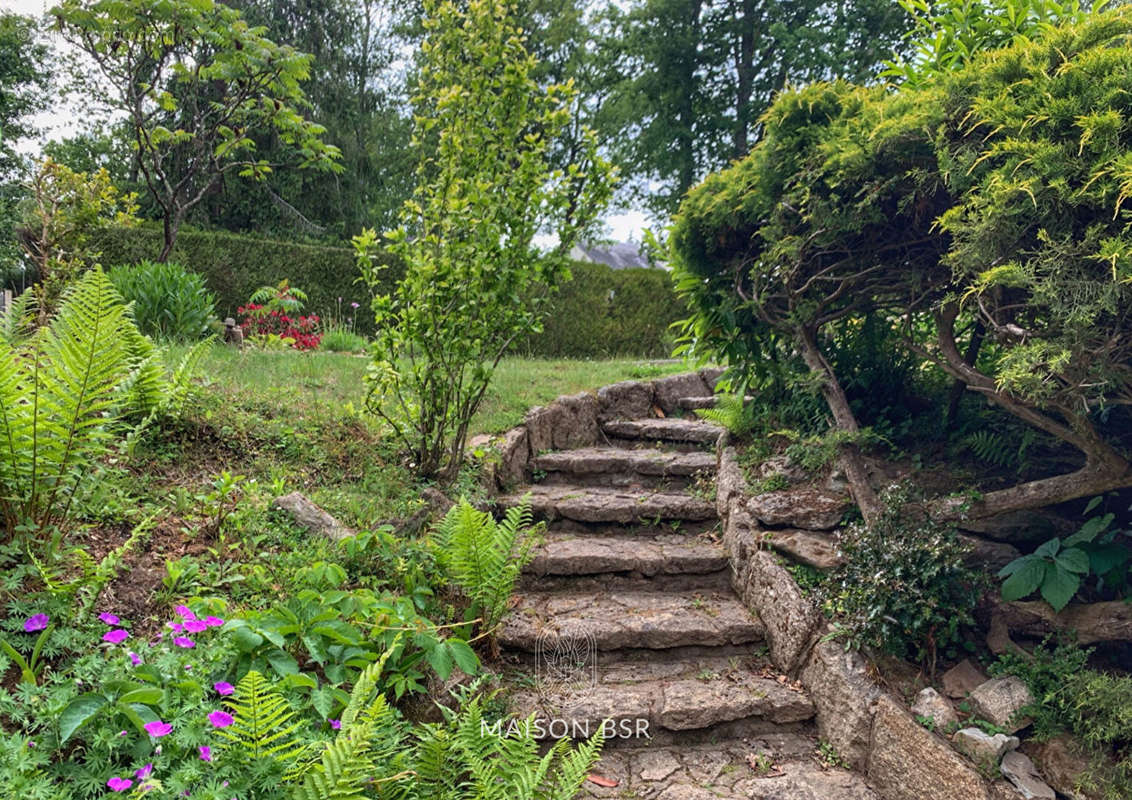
[581, 742, 880, 800]
[676, 396, 719, 410]
[526, 532, 727, 577]
[505, 656, 814, 742]
[603, 418, 724, 446]
[535, 447, 716, 478]
[500, 486, 716, 524]
[498, 589, 763, 652]
[759, 528, 843, 571]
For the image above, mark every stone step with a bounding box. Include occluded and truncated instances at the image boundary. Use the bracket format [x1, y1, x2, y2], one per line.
[580, 742, 880, 799]
[676, 395, 719, 410]
[602, 418, 724, 447]
[526, 532, 726, 576]
[498, 589, 763, 652]
[533, 447, 715, 489]
[504, 654, 814, 744]
[500, 486, 716, 524]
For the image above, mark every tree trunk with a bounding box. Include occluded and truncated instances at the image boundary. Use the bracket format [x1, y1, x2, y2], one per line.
[732, 0, 757, 159]
[944, 319, 984, 435]
[159, 212, 180, 263]
[797, 325, 882, 525]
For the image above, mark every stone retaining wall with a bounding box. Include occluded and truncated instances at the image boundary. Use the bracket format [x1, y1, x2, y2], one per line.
[716, 441, 1023, 800]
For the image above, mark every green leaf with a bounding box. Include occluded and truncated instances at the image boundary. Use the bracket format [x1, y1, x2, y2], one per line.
[1087, 544, 1130, 578]
[1033, 538, 1061, 558]
[266, 649, 299, 676]
[1001, 558, 1047, 601]
[1064, 514, 1113, 546]
[425, 641, 454, 680]
[60, 694, 108, 743]
[231, 626, 264, 651]
[118, 687, 163, 706]
[1054, 547, 1090, 575]
[446, 638, 480, 675]
[1040, 565, 1080, 612]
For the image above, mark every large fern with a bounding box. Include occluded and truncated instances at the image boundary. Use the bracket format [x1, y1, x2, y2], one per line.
[412, 697, 603, 800]
[695, 393, 757, 436]
[0, 269, 135, 536]
[433, 497, 538, 633]
[217, 670, 307, 768]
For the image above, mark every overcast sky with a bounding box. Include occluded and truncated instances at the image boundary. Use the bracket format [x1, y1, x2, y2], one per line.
[0, 0, 651, 242]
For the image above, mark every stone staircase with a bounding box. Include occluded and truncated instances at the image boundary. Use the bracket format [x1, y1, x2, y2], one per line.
[496, 401, 879, 799]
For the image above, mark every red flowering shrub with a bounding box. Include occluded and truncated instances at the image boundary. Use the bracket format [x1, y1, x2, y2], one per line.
[237, 303, 322, 350]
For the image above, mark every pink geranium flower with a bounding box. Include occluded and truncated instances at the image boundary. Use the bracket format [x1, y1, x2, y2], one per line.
[174, 605, 196, 620]
[172, 636, 195, 648]
[107, 777, 133, 792]
[183, 619, 208, 633]
[199, 745, 212, 762]
[143, 720, 172, 737]
[214, 681, 234, 695]
[208, 710, 234, 728]
[330, 719, 341, 730]
[23, 614, 48, 632]
[128, 652, 142, 666]
[103, 629, 129, 644]
[203, 616, 225, 627]
[135, 763, 153, 780]
[99, 612, 120, 625]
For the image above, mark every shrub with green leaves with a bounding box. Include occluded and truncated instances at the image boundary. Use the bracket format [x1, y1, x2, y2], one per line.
[319, 326, 367, 354]
[108, 260, 216, 341]
[825, 484, 983, 672]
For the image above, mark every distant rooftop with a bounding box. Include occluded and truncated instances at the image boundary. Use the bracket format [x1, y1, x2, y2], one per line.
[570, 241, 658, 270]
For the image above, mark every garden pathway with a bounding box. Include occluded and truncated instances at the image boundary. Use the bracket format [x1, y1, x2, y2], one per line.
[497, 402, 879, 799]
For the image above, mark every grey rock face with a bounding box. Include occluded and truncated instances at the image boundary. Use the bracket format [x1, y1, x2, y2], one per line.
[800, 639, 883, 770]
[969, 677, 1034, 733]
[942, 658, 988, 699]
[911, 688, 960, 730]
[747, 489, 850, 530]
[1001, 751, 1056, 800]
[953, 727, 1020, 765]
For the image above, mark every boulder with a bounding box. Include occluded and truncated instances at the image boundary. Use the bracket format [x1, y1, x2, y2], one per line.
[942, 658, 989, 699]
[496, 427, 530, 487]
[911, 688, 959, 730]
[969, 677, 1034, 733]
[550, 392, 601, 450]
[652, 373, 710, 415]
[747, 489, 850, 530]
[758, 528, 842, 570]
[596, 380, 655, 421]
[800, 638, 882, 770]
[953, 728, 1019, 766]
[272, 492, 354, 541]
[867, 695, 996, 800]
[745, 551, 821, 672]
[524, 405, 557, 454]
[1022, 735, 1098, 800]
[1000, 751, 1056, 800]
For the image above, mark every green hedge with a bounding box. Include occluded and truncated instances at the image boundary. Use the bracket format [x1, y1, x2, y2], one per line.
[515, 261, 683, 358]
[97, 226, 395, 334]
[98, 226, 683, 356]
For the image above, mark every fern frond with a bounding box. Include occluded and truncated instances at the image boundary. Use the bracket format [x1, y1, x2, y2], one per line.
[0, 291, 35, 345]
[219, 670, 307, 767]
[539, 728, 603, 800]
[695, 394, 755, 436]
[291, 728, 377, 800]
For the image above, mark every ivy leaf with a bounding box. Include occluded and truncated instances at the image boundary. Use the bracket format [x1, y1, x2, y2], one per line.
[59, 694, 108, 743]
[1040, 565, 1080, 612]
[1001, 558, 1047, 601]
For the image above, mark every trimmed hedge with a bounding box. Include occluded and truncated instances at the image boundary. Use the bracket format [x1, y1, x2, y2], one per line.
[98, 226, 683, 356]
[97, 226, 394, 334]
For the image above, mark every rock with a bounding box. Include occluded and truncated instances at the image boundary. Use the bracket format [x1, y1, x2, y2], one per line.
[659, 676, 814, 729]
[958, 510, 1070, 544]
[421, 486, 454, 516]
[550, 392, 600, 450]
[527, 533, 727, 577]
[731, 761, 882, 800]
[960, 534, 1022, 573]
[602, 418, 723, 445]
[652, 373, 711, 415]
[596, 380, 655, 421]
[911, 688, 960, 730]
[497, 427, 529, 487]
[953, 728, 1020, 765]
[757, 528, 842, 570]
[942, 659, 989, 699]
[995, 599, 1132, 645]
[867, 695, 996, 800]
[800, 638, 883, 770]
[500, 485, 716, 524]
[272, 492, 354, 541]
[744, 551, 821, 672]
[747, 489, 850, 530]
[716, 447, 747, 518]
[757, 455, 805, 483]
[524, 405, 557, 454]
[637, 750, 682, 782]
[699, 367, 725, 389]
[1023, 735, 1097, 800]
[1001, 751, 1056, 800]
[969, 677, 1034, 733]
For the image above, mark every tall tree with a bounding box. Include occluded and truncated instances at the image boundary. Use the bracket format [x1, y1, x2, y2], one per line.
[52, 0, 342, 260]
[601, 0, 911, 216]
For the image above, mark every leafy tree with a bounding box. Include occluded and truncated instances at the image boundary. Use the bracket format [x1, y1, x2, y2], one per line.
[51, 0, 342, 260]
[354, 0, 615, 481]
[669, 8, 1132, 522]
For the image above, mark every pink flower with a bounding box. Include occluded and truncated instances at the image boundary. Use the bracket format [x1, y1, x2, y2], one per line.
[174, 605, 196, 620]
[208, 710, 234, 728]
[329, 719, 341, 730]
[107, 777, 133, 792]
[128, 652, 142, 666]
[168, 622, 184, 633]
[183, 619, 208, 633]
[203, 616, 225, 627]
[99, 612, 120, 625]
[23, 614, 48, 632]
[143, 720, 172, 737]
[199, 745, 212, 762]
[214, 681, 234, 695]
[135, 764, 153, 780]
[103, 629, 129, 644]
[172, 637, 195, 649]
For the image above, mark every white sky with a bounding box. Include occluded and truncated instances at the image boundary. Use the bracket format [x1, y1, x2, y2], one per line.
[0, 0, 652, 242]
